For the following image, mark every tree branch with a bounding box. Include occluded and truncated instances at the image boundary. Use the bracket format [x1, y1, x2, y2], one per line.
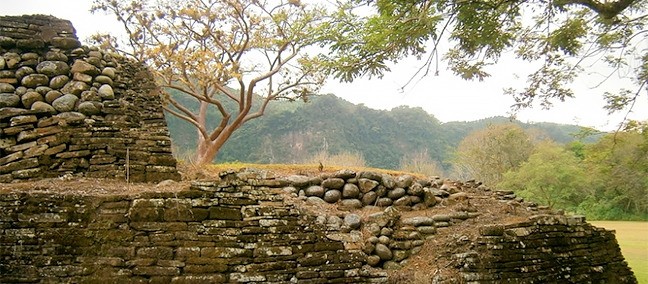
[553, 0, 638, 19]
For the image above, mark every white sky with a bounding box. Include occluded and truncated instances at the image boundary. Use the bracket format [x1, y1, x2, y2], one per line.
[5, 0, 647, 131]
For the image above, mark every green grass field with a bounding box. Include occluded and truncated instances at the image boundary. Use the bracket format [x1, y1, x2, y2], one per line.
[591, 221, 648, 283]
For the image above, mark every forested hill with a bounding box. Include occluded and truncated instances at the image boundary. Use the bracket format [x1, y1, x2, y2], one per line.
[166, 94, 598, 170]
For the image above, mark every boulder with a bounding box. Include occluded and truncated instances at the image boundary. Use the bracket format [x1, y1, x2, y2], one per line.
[375, 198, 393, 207]
[321, 178, 345, 189]
[0, 82, 15, 93]
[61, 81, 90, 95]
[45, 90, 63, 104]
[323, 189, 342, 203]
[381, 174, 396, 189]
[342, 183, 360, 199]
[0, 93, 20, 107]
[407, 183, 424, 196]
[70, 60, 100, 76]
[374, 244, 393, 261]
[50, 37, 81, 50]
[101, 67, 116, 79]
[361, 191, 377, 206]
[396, 175, 414, 188]
[52, 94, 78, 112]
[359, 171, 382, 182]
[344, 214, 362, 230]
[304, 185, 325, 198]
[387, 188, 406, 199]
[402, 217, 435, 227]
[21, 74, 49, 88]
[49, 75, 69, 89]
[3, 53, 21, 69]
[30, 101, 56, 114]
[339, 199, 363, 210]
[44, 51, 68, 62]
[36, 61, 70, 77]
[21, 91, 43, 108]
[332, 169, 356, 179]
[77, 101, 101, 116]
[358, 178, 379, 193]
[393, 196, 411, 207]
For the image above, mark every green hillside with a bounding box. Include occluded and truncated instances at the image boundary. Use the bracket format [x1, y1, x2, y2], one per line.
[166, 94, 599, 170]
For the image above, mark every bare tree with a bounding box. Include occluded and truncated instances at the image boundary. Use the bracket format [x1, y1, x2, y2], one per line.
[92, 0, 330, 164]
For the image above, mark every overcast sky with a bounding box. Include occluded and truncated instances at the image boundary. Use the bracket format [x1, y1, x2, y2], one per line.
[5, 0, 647, 131]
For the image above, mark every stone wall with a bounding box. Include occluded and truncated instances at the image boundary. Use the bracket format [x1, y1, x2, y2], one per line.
[460, 216, 637, 283]
[0, 170, 637, 283]
[0, 15, 179, 182]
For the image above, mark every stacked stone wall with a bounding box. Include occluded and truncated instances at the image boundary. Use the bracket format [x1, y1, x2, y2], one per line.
[0, 170, 637, 283]
[0, 15, 179, 182]
[458, 215, 637, 283]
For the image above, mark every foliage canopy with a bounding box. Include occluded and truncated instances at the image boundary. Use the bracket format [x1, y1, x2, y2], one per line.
[322, 0, 648, 115]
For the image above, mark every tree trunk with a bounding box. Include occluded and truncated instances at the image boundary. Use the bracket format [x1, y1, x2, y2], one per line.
[194, 124, 239, 165]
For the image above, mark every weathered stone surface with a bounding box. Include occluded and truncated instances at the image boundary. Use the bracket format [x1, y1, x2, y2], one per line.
[387, 188, 406, 200]
[358, 178, 379, 193]
[361, 191, 378, 206]
[71, 60, 100, 76]
[50, 37, 81, 49]
[49, 75, 69, 89]
[333, 169, 356, 179]
[102, 67, 116, 79]
[0, 93, 20, 107]
[78, 101, 101, 115]
[61, 80, 90, 95]
[339, 199, 363, 210]
[407, 183, 424, 196]
[52, 94, 78, 112]
[375, 198, 393, 207]
[344, 214, 362, 230]
[396, 175, 414, 188]
[98, 84, 115, 100]
[323, 189, 342, 203]
[3, 52, 21, 68]
[21, 91, 43, 108]
[393, 196, 411, 207]
[402, 217, 434, 227]
[342, 183, 360, 199]
[31, 101, 56, 114]
[0, 82, 15, 93]
[36, 61, 70, 76]
[305, 185, 325, 198]
[322, 177, 345, 189]
[21, 74, 49, 88]
[375, 244, 393, 261]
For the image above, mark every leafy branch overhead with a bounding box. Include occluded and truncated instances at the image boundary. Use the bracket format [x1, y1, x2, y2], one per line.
[321, 0, 647, 114]
[91, 0, 333, 164]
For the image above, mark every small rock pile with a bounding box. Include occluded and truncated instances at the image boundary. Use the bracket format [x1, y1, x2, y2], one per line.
[277, 169, 487, 269]
[284, 170, 453, 210]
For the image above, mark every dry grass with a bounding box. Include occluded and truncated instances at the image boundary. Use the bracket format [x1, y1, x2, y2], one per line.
[206, 161, 427, 179]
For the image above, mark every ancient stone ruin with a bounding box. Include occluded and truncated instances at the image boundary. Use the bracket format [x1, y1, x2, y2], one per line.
[0, 15, 179, 183]
[0, 169, 638, 283]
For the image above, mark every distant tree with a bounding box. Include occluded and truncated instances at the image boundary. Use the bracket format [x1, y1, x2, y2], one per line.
[92, 0, 334, 164]
[582, 121, 648, 218]
[399, 149, 445, 177]
[453, 123, 535, 185]
[500, 141, 589, 209]
[323, 0, 647, 117]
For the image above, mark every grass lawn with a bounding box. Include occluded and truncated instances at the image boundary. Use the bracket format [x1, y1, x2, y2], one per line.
[591, 221, 648, 283]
